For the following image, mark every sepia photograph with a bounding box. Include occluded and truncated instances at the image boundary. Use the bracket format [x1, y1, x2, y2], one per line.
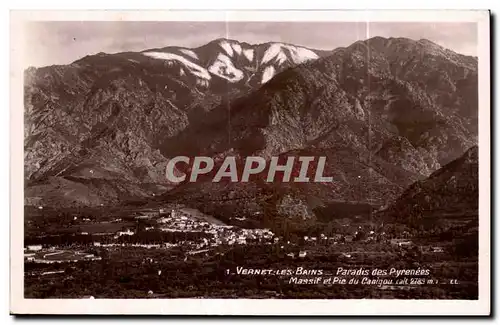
[9, 9, 491, 315]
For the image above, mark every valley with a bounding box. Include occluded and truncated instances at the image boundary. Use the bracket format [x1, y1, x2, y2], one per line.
[24, 201, 478, 299]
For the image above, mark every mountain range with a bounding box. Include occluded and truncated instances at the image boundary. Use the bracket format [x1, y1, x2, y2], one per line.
[24, 39, 329, 206]
[380, 145, 478, 227]
[24, 36, 478, 212]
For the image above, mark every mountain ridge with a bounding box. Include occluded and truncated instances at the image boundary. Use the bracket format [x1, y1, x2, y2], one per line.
[24, 36, 477, 209]
[158, 36, 477, 212]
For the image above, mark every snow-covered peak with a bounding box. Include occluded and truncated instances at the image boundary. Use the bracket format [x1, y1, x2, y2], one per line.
[262, 43, 319, 65]
[232, 43, 242, 56]
[219, 40, 234, 57]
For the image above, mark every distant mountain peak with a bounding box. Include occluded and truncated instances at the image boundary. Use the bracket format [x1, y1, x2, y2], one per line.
[24, 36, 477, 208]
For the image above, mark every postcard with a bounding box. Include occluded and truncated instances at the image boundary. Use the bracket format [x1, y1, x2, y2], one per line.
[10, 9, 491, 316]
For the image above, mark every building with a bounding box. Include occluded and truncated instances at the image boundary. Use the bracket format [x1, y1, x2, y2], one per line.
[158, 217, 171, 223]
[390, 239, 413, 247]
[299, 251, 307, 258]
[27, 245, 42, 251]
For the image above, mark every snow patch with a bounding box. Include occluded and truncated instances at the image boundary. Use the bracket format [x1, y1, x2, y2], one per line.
[143, 52, 211, 80]
[262, 44, 288, 65]
[219, 41, 234, 57]
[232, 43, 242, 55]
[179, 48, 199, 60]
[243, 49, 254, 62]
[285, 45, 319, 64]
[261, 65, 275, 83]
[208, 53, 244, 82]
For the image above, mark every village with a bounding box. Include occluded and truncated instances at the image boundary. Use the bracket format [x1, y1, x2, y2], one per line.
[24, 206, 445, 266]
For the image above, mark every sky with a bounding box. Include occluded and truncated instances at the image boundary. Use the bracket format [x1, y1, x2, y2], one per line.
[23, 21, 477, 67]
